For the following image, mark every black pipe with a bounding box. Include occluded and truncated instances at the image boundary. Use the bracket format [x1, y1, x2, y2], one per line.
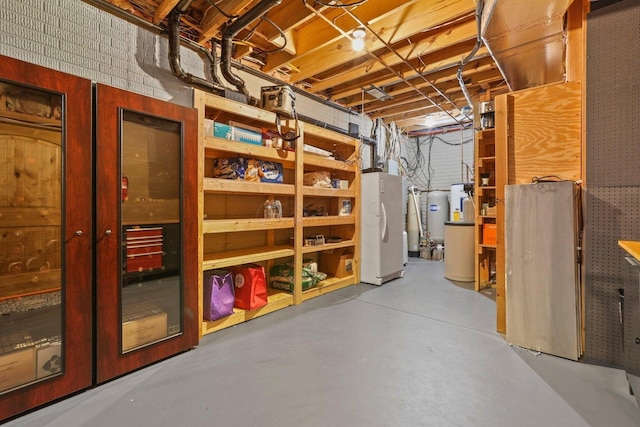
[220, 0, 282, 104]
[168, 9, 226, 94]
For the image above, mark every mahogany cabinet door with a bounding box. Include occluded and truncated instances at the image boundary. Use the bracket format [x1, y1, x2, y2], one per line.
[94, 84, 198, 383]
[0, 55, 93, 420]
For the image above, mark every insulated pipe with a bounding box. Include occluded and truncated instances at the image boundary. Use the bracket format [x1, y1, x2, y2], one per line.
[204, 41, 224, 86]
[220, 0, 282, 104]
[168, 9, 226, 94]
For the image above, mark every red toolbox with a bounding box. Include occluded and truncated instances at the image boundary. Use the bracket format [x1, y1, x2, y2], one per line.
[125, 227, 164, 273]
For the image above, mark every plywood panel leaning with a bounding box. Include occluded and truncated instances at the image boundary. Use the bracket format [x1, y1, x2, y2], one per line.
[509, 81, 582, 184]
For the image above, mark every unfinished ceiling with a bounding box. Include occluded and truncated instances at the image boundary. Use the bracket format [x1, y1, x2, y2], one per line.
[86, 0, 572, 132]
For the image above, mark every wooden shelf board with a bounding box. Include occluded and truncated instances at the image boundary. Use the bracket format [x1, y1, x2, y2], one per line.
[200, 92, 280, 125]
[204, 137, 295, 165]
[0, 269, 61, 299]
[304, 155, 355, 171]
[0, 110, 62, 127]
[478, 128, 495, 138]
[0, 207, 61, 227]
[302, 187, 355, 198]
[304, 123, 357, 146]
[478, 156, 496, 168]
[302, 275, 357, 301]
[303, 215, 355, 227]
[301, 240, 355, 254]
[202, 246, 295, 270]
[201, 289, 294, 335]
[203, 178, 295, 195]
[479, 215, 497, 220]
[478, 281, 496, 290]
[203, 217, 294, 233]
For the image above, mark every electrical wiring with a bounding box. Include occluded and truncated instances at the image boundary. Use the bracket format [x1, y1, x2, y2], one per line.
[254, 16, 288, 54]
[205, 0, 238, 19]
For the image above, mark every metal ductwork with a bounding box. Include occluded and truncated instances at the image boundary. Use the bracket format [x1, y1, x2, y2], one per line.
[220, 0, 282, 105]
[481, 0, 573, 91]
[168, 9, 226, 94]
[457, 0, 485, 109]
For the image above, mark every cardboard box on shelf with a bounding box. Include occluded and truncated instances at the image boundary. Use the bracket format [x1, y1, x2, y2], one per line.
[122, 311, 168, 352]
[0, 347, 36, 393]
[36, 341, 62, 379]
[338, 198, 351, 216]
[483, 223, 497, 245]
[320, 248, 353, 278]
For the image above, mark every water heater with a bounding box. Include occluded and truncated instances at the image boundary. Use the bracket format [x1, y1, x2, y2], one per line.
[427, 191, 449, 244]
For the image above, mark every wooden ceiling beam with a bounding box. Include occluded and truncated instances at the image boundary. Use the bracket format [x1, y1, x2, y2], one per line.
[285, 0, 476, 83]
[153, 0, 180, 24]
[363, 66, 502, 113]
[326, 42, 486, 101]
[308, 17, 477, 94]
[369, 76, 505, 119]
[263, 0, 415, 73]
[198, 0, 256, 44]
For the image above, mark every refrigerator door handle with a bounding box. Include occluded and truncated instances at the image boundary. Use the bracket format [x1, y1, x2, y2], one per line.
[381, 201, 388, 241]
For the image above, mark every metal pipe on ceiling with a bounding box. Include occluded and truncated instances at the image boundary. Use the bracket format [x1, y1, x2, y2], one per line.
[83, 0, 359, 116]
[168, 9, 226, 94]
[220, 0, 282, 105]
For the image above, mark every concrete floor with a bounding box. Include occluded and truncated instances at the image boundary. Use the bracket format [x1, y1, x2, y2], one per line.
[6, 260, 640, 426]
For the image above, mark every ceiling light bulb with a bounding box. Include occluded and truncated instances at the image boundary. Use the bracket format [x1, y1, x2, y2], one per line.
[352, 37, 365, 51]
[352, 27, 366, 39]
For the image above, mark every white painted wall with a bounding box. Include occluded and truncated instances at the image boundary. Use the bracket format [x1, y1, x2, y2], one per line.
[401, 128, 475, 192]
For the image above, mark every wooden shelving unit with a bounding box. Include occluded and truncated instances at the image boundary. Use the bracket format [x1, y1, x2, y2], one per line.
[194, 90, 360, 336]
[474, 128, 498, 293]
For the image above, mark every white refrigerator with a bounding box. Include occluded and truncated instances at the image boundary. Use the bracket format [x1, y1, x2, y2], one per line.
[360, 172, 404, 285]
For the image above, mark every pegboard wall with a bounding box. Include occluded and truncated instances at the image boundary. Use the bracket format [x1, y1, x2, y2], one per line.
[585, 0, 640, 368]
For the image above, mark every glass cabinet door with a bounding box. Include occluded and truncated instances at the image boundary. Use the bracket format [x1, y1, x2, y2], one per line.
[95, 84, 198, 383]
[0, 56, 92, 421]
[120, 111, 183, 352]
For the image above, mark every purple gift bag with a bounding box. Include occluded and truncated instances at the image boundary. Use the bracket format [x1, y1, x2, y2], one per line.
[203, 270, 235, 321]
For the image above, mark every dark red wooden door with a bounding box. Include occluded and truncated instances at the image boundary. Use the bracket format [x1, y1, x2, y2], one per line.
[0, 55, 93, 421]
[94, 84, 198, 383]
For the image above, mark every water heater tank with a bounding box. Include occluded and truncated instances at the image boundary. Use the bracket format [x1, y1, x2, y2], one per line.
[427, 191, 449, 244]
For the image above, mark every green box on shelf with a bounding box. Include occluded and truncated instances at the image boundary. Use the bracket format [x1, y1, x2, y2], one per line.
[269, 261, 326, 292]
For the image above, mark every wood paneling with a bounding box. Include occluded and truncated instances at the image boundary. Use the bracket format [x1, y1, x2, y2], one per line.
[509, 81, 582, 184]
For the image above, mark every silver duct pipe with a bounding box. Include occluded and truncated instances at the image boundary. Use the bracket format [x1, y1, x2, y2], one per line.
[457, 0, 484, 109]
[220, 0, 283, 105]
[481, 0, 571, 91]
[168, 9, 226, 94]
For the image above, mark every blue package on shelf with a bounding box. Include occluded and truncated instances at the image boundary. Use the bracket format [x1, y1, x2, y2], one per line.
[213, 122, 262, 146]
[260, 160, 283, 183]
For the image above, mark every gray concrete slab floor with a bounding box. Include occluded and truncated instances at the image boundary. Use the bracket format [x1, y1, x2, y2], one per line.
[5, 259, 640, 426]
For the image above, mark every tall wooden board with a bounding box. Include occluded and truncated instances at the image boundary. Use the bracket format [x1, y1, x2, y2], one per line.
[505, 181, 581, 360]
